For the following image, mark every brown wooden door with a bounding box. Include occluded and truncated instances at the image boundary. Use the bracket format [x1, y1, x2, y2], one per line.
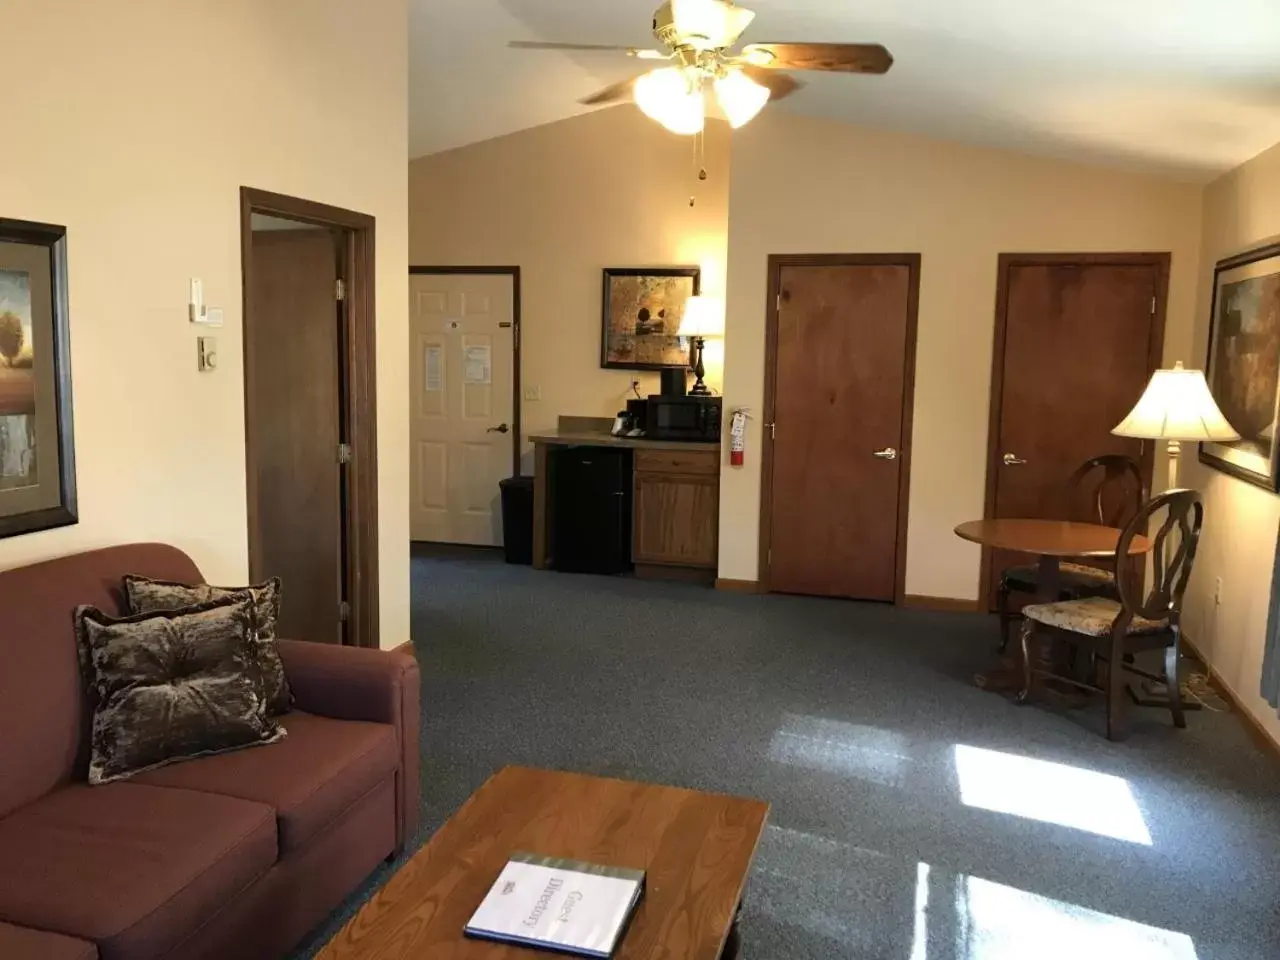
[247, 228, 345, 643]
[985, 255, 1167, 608]
[763, 257, 919, 600]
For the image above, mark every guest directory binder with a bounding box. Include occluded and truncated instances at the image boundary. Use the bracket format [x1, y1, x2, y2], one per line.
[464, 852, 645, 957]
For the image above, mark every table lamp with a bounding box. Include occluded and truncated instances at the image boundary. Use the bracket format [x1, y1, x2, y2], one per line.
[678, 295, 723, 396]
[1112, 361, 1240, 489]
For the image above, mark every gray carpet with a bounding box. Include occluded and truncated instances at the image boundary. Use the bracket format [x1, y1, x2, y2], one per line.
[291, 546, 1280, 958]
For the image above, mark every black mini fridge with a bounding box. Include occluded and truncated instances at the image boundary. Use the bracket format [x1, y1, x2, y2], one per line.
[551, 447, 632, 574]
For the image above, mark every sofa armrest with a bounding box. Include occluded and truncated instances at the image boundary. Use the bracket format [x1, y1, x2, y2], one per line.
[276, 640, 420, 849]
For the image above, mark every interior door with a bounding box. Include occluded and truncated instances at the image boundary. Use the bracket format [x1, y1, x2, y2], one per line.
[765, 259, 917, 600]
[986, 257, 1165, 607]
[247, 228, 344, 643]
[409, 272, 514, 545]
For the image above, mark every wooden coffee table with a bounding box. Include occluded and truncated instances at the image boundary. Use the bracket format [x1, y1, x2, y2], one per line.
[316, 766, 769, 959]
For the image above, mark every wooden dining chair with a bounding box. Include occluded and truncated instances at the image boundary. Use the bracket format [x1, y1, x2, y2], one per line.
[997, 454, 1146, 651]
[1014, 489, 1204, 741]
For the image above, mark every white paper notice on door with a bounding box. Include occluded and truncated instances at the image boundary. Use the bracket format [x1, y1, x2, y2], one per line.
[425, 344, 443, 392]
[463, 345, 492, 384]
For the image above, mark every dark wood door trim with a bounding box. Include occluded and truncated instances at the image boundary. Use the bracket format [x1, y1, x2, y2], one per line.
[240, 187, 379, 648]
[409, 265, 522, 477]
[978, 251, 1170, 608]
[758, 252, 922, 602]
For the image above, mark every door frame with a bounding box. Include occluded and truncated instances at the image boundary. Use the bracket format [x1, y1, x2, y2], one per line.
[758, 253, 922, 602]
[978, 251, 1170, 608]
[240, 187, 379, 648]
[408, 265, 522, 477]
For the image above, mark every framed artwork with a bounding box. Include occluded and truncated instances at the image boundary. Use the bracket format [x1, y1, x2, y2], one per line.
[0, 218, 76, 538]
[1200, 240, 1280, 491]
[600, 266, 700, 370]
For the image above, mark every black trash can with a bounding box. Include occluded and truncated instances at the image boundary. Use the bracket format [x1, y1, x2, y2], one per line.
[499, 475, 534, 565]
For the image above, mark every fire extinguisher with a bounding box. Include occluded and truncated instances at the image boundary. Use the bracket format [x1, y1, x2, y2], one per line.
[730, 409, 750, 467]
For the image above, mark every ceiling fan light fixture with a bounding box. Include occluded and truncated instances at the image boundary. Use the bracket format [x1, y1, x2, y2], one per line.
[714, 67, 770, 127]
[634, 66, 706, 135]
[669, 0, 756, 50]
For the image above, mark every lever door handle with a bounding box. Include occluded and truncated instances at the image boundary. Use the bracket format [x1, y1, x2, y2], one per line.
[487, 423, 510, 434]
[1002, 452, 1027, 465]
[873, 447, 898, 460]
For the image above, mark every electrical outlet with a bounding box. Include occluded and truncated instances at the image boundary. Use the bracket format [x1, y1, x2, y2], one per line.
[1213, 577, 1223, 606]
[523, 385, 541, 402]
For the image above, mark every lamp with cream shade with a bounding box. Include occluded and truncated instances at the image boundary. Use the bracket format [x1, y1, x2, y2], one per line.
[677, 295, 723, 396]
[1112, 361, 1240, 489]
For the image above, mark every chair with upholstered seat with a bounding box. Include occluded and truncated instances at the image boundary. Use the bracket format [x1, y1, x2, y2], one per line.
[1015, 488, 1204, 741]
[997, 454, 1145, 651]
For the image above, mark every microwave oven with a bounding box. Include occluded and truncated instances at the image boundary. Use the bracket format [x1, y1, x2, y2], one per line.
[645, 395, 722, 442]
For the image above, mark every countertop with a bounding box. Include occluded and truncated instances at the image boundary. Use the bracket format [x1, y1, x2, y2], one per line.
[529, 431, 720, 452]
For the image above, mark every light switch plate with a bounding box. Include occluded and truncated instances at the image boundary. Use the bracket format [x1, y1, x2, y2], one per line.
[197, 336, 217, 372]
[189, 278, 204, 322]
[523, 385, 541, 402]
[195, 306, 224, 327]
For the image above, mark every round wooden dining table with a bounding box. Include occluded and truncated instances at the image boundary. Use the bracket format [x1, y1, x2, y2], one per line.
[954, 519, 1152, 691]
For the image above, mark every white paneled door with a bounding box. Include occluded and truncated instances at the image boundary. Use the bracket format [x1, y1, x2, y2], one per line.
[409, 272, 515, 545]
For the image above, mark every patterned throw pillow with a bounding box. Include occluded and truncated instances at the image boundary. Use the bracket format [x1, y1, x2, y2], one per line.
[75, 596, 286, 785]
[123, 575, 292, 715]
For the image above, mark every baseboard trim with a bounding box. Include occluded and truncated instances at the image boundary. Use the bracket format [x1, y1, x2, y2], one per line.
[1182, 635, 1280, 761]
[635, 564, 716, 585]
[900, 595, 980, 613]
[715, 578, 762, 594]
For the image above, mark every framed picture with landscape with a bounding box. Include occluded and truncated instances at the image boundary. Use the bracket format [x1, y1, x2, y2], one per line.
[600, 266, 700, 371]
[1200, 240, 1280, 491]
[0, 218, 76, 538]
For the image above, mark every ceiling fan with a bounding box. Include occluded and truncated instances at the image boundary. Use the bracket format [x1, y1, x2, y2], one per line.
[509, 0, 892, 135]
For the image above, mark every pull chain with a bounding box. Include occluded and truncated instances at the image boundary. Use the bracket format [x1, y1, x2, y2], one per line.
[689, 128, 707, 207]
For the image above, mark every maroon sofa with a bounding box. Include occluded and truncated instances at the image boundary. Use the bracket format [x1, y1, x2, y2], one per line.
[0, 544, 420, 960]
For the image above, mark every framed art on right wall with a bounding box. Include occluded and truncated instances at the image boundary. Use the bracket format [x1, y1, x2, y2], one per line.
[1200, 239, 1280, 491]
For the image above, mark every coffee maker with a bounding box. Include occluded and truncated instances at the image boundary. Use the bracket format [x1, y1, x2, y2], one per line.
[660, 368, 688, 397]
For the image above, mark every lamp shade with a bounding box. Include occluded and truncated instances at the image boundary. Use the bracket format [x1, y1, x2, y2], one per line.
[677, 295, 723, 338]
[714, 68, 770, 128]
[634, 67, 704, 135]
[1112, 362, 1240, 442]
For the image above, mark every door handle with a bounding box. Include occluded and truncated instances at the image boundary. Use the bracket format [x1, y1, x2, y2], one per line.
[1002, 452, 1027, 466]
[873, 447, 898, 460]
[487, 423, 510, 434]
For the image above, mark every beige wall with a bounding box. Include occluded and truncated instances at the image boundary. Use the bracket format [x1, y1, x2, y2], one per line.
[0, 0, 411, 650]
[1181, 140, 1280, 747]
[719, 111, 1204, 596]
[409, 108, 730, 465]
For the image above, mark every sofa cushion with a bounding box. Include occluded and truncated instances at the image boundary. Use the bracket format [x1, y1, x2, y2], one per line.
[133, 710, 397, 853]
[0, 782, 276, 960]
[0, 921, 97, 960]
[0, 544, 202, 819]
[75, 597, 285, 784]
[124, 575, 293, 715]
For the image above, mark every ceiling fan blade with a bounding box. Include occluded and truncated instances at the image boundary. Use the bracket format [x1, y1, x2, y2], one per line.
[740, 42, 893, 75]
[508, 41, 668, 60]
[739, 66, 803, 102]
[579, 75, 644, 107]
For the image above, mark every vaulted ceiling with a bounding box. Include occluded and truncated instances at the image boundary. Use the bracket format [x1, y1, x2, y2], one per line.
[410, 0, 1280, 181]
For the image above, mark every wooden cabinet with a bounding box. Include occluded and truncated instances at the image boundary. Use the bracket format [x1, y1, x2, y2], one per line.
[633, 449, 719, 569]
[634, 448, 720, 476]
